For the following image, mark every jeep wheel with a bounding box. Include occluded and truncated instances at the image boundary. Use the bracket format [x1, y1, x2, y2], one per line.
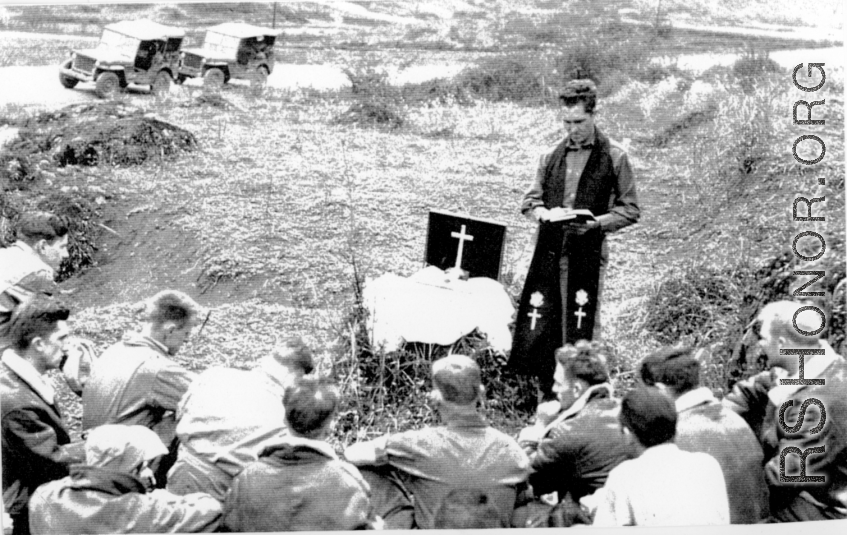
[95, 71, 120, 99]
[152, 71, 172, 97]
[59, 59, 78, 89]
[203, 68, 225, 92]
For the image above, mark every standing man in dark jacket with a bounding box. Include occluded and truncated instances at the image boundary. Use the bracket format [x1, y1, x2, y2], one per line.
[512, 79, 640, 394]
[83, 289, 204, 487]
[517, 342, 633, 508]
[1, 296, 84, 535]
[223, 376, 376, 531]
[639, 346, 770, 523]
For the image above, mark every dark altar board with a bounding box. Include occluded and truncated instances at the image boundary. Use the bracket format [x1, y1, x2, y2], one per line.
[424, 209, 507, 280]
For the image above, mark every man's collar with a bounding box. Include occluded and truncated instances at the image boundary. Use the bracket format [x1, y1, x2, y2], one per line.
[675, 386, 716, 413]
[266, 435, 339, 460]
[544, 382, 613, 435]
[768, 341, 842, 406]
[125, 332, 170, 356]
[640, 442, 679, 460]
[2, 348, 56, 405]
[445, 410, 488, 429]
[14, 240, 36, 255]
[565, 127, 596, 150]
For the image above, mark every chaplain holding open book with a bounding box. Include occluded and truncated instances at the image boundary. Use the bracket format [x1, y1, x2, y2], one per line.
[511, 79, 640, 396]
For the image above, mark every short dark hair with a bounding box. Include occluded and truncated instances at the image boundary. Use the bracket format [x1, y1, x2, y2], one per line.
[639, 347, 700, 395]
[16, 212, 68, 245]
[431, 355, 482, 405]
[8, 296, 70, 352]
[283, 376, 339, 439]
[620, 387, 677, 448]
[554, 341, 609, 386]
[271, 337, 315, 375]
[143, 290, 202, 328]
[558, 79, 597, 113]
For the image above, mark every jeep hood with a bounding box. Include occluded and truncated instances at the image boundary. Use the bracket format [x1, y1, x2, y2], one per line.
[74, 46, 134, 64]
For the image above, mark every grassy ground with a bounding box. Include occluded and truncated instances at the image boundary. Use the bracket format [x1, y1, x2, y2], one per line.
[1, 1, 845, 443]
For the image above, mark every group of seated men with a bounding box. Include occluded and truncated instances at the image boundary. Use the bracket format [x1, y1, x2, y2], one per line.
[2, 211, 846, 533]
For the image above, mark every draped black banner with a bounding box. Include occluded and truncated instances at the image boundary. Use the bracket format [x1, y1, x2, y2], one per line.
[509, 221, 563, 381]
[509, 224, 603, 383]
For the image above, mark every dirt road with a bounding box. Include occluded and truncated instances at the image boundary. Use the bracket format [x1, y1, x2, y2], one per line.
[0, 63, 353, 107]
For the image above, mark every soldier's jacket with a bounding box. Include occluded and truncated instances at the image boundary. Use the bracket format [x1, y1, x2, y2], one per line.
[724, 345, 847, 520]
[675, 386, 770, 523]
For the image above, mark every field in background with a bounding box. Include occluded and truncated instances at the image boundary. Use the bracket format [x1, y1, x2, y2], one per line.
[0, 1, 844, 442]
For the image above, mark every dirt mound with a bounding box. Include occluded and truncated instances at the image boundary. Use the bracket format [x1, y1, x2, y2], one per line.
[61, 195, 291, 310]
[1, 102, 197, 184]
[1, 102, 199, 282]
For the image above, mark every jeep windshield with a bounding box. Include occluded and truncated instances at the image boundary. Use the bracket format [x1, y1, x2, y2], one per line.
[202, 31, 241, 59]
[98, 29, 140, 59]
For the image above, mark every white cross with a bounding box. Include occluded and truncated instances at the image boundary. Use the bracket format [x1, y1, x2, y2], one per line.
[574, 307, 587, 329]
[528, 308, 541, 330]
[450, 224, 474, 269]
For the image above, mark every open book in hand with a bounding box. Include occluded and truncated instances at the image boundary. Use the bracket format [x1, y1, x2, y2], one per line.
[547, 208, 597, 224]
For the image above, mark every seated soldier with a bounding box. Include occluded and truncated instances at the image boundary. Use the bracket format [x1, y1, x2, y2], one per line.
[639, 346, 769, 523]
[167, 337, 314, 501]
[344, 355, 530, 530]
[222, 376, 376, 531]
[517, 342, 634, 507]
[1, 296, 85, 535]
[0, 211, 69, 350]
[593, 387, 730, 526]
[723, 301, 847, 522]
[83, 290, 204, 487]
[29, 424, 222, 534]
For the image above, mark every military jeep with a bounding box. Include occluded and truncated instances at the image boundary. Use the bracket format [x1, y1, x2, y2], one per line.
[59, 20, 185, 99]
[178, 22, 281, 91]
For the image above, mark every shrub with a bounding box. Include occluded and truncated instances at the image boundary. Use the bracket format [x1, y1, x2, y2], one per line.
[1, 191, 101, 281]
[38, 192, 99, 281]
[543, 16, 656, 96]
[335, 101, 406, 129]
[400, 78, 473, 106]
[453, 58, 547, 103]
[335, 67, 407, 129]
[649, 102, 719, 148]
[331, 309, 537, 442]
[732, 46, 783, 79]
[644, 251, 846, 392]
[644, 264, 745, 346]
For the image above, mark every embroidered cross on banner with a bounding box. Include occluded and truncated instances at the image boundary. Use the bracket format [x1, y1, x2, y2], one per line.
[574, 289, 589, 330]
